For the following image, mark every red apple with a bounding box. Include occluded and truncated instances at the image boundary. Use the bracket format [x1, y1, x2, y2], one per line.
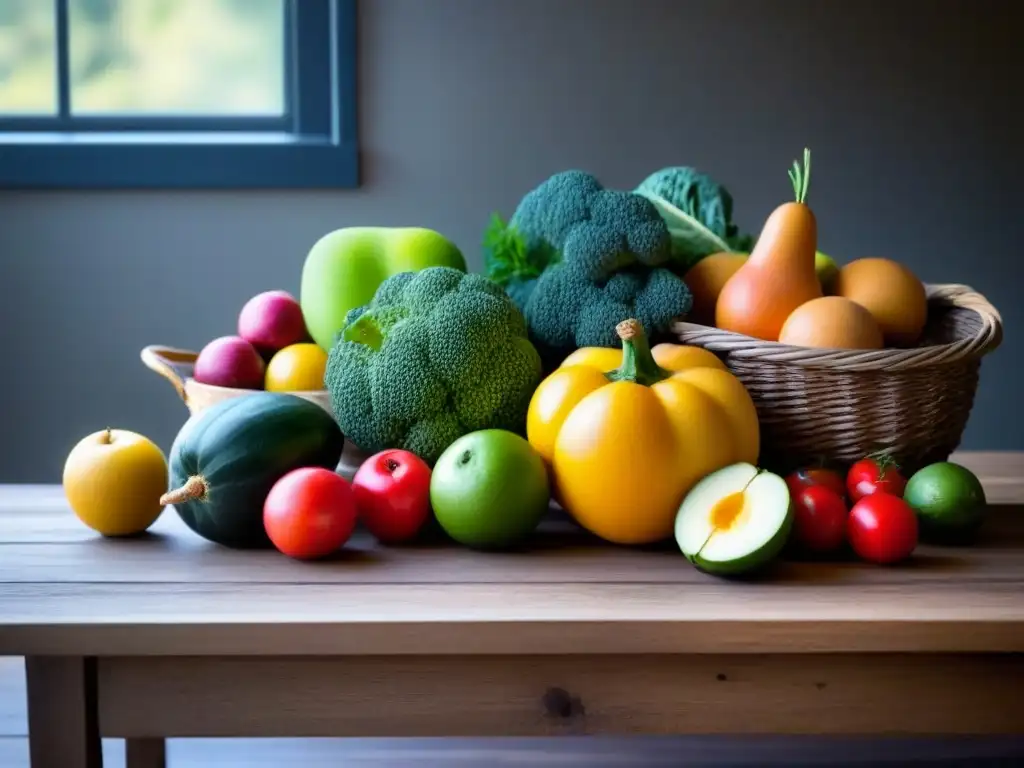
[238, 290, 308, 355]
[352, 449, 432, 544]
[193, 335, 265, 389]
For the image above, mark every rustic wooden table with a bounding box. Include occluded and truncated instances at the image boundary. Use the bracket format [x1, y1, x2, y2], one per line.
[1, 452, 1022, 768]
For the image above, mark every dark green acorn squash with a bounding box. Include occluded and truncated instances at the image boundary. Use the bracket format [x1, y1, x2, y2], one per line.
[161, 392, 345, 548]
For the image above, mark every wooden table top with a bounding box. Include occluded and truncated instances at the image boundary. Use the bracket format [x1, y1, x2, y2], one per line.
[0, 451, 1022, 658]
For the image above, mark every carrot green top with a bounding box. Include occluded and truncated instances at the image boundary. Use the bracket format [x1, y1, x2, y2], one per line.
[788, 147, 812, 204]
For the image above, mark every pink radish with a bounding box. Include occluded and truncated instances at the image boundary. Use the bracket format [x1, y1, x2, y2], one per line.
[238, 290, 308, 356]
[194, 336, 265, 390]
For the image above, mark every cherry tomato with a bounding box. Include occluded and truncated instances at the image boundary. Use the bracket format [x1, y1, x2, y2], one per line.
[352, 449, 432, 544]
[847, 493, 919, 565]
[791, 485, 848, 554]
[785, 467, 847, 500]
[846, 456, 907, 503]
[263, 467, 357, 560]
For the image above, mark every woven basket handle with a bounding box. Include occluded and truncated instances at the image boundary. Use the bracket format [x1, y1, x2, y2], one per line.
[140, 345, 197, 403]
[925, 283, 1003, 357]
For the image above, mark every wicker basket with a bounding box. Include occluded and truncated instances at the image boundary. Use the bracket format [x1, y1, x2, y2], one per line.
[670, 283, 1003, 475]
[140, 345, 334, 417]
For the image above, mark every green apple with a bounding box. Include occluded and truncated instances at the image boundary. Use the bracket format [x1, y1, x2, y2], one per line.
[675, 462, 792, 576]
[430, 429, 550, 549]
[815, 251, 840, 293]
[300, 227, 467, 350]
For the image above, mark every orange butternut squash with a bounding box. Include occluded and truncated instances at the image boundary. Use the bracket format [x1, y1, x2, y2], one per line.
[715, 149, 822, 340]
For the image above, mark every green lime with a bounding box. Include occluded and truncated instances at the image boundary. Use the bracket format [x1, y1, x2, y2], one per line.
[903, 462, 987, 544]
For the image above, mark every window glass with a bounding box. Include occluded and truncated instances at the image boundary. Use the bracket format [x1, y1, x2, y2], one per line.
[0, 0, 58, 114]
[68, 0, 286, 116]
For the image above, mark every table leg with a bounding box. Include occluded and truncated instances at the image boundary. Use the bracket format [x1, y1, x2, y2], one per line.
[126, 738, 166, 768]
[25, 656, 103, 768]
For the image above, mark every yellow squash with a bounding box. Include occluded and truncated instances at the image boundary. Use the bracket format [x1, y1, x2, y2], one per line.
[527, 319, 760, 545]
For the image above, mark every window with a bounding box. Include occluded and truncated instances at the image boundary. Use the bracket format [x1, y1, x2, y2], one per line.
[0, 0, 358, 189]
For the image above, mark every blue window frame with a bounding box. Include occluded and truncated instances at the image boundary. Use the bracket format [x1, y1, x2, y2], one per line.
[0, 0, 359, 189]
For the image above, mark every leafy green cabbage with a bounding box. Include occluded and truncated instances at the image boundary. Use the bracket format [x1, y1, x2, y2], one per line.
[635, 166, 754, 272]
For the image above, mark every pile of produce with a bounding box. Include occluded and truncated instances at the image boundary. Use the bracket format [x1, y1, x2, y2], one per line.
[684, 149, 929, 349]
[60, 151, 992, 577]
[192, 289, 329, 393]
[481, 166, 753, 369]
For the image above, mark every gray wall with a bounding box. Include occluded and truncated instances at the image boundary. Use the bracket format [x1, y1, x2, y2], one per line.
[0, 0, 1019, 482]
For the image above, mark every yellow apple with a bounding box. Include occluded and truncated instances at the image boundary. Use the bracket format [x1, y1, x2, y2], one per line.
[265, 342, 328, 392]
[62, 428, 169, 536]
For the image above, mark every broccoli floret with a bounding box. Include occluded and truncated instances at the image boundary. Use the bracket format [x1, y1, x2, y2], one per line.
[483, 170, 693, 367]
[323, 267, 543, 465]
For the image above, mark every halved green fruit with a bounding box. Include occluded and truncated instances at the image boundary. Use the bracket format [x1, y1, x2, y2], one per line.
[674, 462, 793, 576]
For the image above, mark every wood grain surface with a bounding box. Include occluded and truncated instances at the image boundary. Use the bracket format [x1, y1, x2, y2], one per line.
[0, 451, 1021, 658]
[2, 655, 1024, 765]
[97, 654, 1024, 738]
